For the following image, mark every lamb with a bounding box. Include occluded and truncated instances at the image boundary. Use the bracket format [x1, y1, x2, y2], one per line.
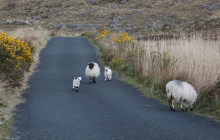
[85, 62, 100, 84]
[165, 80, 197, 111]
[72, 77, 82, 92]
[104, 67, 112, 81]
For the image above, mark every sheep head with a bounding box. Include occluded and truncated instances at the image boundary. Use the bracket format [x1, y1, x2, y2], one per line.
[74, 77, 82, 81]
[104, 67, 109, 72]
[88, 63, 95, 69]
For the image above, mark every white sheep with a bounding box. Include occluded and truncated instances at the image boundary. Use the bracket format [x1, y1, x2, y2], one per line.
[72, 77, 82, 92]
[165, 80, 197, 111]
[104, 67, 112, 81]
[85, 62, 100, 84]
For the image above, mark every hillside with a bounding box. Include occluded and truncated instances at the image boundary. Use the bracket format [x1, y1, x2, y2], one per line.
[0, 0, 220, 35]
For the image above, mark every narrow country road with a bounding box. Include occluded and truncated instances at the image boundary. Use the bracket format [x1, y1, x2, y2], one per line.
[12, 37, 220, 140]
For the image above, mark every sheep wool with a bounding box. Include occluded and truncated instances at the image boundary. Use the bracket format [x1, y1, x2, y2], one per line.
[73, 77, 82, 92]
[85, 62, 100, 84]
[165, 80, 197, 111]
[104, 67, 112, 81]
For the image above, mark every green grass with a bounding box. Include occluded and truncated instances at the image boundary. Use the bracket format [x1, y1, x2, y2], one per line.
[0, 119, 13, 140]
[0, 102, 7, 108]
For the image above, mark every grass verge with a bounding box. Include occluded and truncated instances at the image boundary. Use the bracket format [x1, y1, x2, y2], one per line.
[0, 120, 13, 140]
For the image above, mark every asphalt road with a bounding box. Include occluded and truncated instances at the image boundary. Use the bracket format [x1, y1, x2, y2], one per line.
[12, 37, 220, 140]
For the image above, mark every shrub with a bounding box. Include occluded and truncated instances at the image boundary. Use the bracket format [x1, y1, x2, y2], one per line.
[111, 58, 124, 69]
[0, 32, 34, 85]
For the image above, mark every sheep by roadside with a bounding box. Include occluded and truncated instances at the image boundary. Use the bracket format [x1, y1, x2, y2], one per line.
[72, 77, 82, 92]
[85, 62, 100, 84]
[165, 80, 197, 111]
[104, 67, 112, 81]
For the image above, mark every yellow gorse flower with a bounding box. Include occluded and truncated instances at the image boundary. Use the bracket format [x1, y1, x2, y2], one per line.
[113, 32, 136, 44]
[96, 26, 111, 40]
[96, 26, 136, 44]
[0, 32, 35, 68]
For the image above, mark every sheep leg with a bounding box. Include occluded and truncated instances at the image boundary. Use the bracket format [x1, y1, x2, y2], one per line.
[168, 97, 175, 111]
[183, 102, 189, 111]
[75, 86, 79, 92]
[92, 78, 96, 83]
[89, 78, 92, 84]
[190, 104, 193, 111]
[172, 100, 175, 110]
[180, 104, 184, 111]
[104, 77, 107, 81]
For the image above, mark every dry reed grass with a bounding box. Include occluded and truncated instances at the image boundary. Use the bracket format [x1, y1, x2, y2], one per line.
[99, 33, 220, 102]
[138, 35, 220, 101]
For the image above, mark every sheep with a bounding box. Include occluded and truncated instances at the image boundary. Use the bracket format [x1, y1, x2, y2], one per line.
[72, 77, 82, 92]
[165, 80, 197, 111]
[85, 62, 100, 84]
[104, 67, 112, 81]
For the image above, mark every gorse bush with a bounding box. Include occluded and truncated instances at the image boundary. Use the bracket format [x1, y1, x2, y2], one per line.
[113, 33, 136, 44]
[0, 32, 34, 85]
[96, 26, 110, 40]
[96, 26, 136, 44]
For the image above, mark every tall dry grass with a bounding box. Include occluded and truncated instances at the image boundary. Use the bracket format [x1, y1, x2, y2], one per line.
[98, 33, 220, 102]
[138, 35, 220, 101]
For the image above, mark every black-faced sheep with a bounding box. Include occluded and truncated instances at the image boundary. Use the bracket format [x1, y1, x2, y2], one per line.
[165, 80, 197, 111]
[72, 77, 82, 92]
[104, 67, 112, 81]
[85, 62, 100, 84]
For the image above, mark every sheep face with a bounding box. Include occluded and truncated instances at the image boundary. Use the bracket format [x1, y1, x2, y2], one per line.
[88, 63, 94, 69]
[105, 67, 109, 72]
[74, 77, 81, 81]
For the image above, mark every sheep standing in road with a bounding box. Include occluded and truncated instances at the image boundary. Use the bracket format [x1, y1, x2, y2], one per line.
[72, 77, 82, 92]
[165, 80, 197, 111]
[85, 62, 100, 84]
[104, 67, 112, 81]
